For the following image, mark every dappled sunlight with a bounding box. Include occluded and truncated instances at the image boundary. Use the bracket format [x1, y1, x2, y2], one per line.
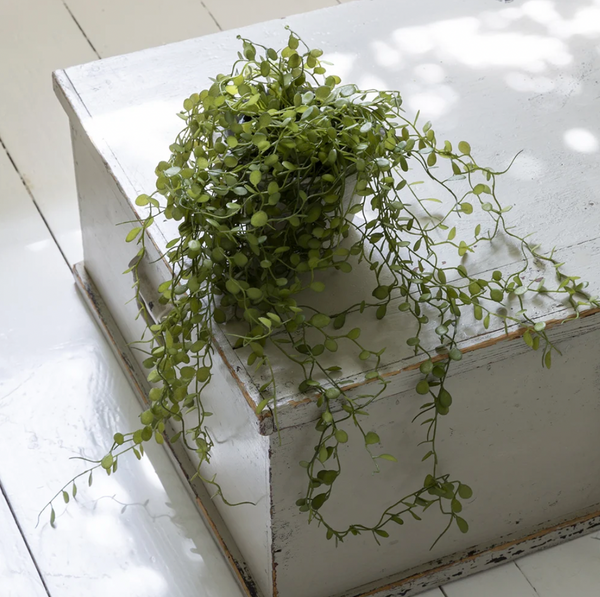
[371, 40, 403, 69]
[357, 73, 388, 92]
[388, 16, 572, 70]
[413, 63, 445, 85]
[439, 20, 570, 69]
[88, 100, 183, 193]
[331, 0, 600, 132]
[83, 0, 600, 207]
[505, 152, 548, 181]
[324, 52, 355, 82]
[522, 0, 564, 28]
[317, 0, 600, 260]
[85, 513, 131, 549]
[359, 0, 600, 104]
[405, 86, 459, 119]
[139, 448, 168, 489]
[564, 128, 599, 153]
[523, 0, 600, 38]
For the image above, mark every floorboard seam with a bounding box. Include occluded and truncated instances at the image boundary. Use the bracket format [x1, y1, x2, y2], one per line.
[201, 1, 223, 31]
[0, 481, 52, 597]
[0, 136, 70, 268]
[514, 561, 541, 596]
[61, 1, 101, 58]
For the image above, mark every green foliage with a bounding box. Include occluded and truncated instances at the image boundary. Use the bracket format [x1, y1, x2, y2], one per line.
[43, 29, 599, 547]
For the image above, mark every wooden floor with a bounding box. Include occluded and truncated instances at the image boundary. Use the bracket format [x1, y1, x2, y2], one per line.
[1, 0, 599, 596]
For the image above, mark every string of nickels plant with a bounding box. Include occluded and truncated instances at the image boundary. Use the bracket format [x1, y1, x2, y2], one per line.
[43, 30, 599, 544]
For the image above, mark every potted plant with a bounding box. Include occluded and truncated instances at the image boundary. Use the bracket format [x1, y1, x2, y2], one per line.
[45, 29, 598, 547]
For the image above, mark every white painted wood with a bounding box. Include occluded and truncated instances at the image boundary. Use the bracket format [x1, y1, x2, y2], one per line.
[0, 491, 47, 597]
[516, 537, 600, 597]
[54, 1, 600, 596]
[443, 563, 537, 597]
[0, 141, 245, 597]
[63, 0, 219, 57]
[0, 0, 97, 265]
[201, 0, 338, 30]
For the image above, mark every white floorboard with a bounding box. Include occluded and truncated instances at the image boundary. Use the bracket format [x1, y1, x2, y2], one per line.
[516, 536, 600, 597]
[63, 0, 220, 57]
[0, 491, 47, 597]
[0, 0, 98, 265]
[443, 562, 538, 597]
[0, 143, 244, 597]
[201, 0, 339, 30]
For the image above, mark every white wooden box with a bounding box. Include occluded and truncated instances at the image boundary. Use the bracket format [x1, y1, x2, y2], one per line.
[54, 1, 600, 596]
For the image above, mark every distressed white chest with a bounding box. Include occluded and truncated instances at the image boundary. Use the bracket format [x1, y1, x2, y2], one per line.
[54, 1, 600, 596]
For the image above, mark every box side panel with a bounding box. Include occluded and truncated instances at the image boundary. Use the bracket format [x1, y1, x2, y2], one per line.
[71, 121, 273, 597]
[269, 315, 600, 597]
[175, 357, 273, 597]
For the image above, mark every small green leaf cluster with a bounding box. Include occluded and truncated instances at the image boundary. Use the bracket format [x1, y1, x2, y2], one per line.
[45, 31, 599, 547]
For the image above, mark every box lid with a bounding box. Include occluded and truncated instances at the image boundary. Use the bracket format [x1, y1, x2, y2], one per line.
[54, 0, 600, 432]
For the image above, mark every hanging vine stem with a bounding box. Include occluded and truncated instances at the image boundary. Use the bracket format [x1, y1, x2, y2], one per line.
[43, 30, 599, 545]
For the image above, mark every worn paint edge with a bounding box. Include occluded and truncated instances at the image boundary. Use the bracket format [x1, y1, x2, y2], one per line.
[72, 262, 261, 597]
[267, 303, 600, 435]
[342, 305, 600, 398]
[341, 506, 600, 597]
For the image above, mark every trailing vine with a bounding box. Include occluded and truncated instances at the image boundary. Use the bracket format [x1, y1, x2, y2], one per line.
[44, 30, 599, 544]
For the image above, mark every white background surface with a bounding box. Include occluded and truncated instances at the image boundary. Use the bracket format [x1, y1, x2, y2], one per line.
[1, 0, 599, 596]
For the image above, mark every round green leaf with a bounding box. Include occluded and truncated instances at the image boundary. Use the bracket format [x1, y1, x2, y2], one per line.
[416, 380, 430, 395]
[316, 85, 331, 99]
[251, 211, 269, 227]
[449, 347, 462, 361]
[249, 170, 262, 186]
[101, 454, 113, 470]
[365, 431, 380, 445]
[458, 484, 473, 499]
[458, 141, 471, 154]
[335, 429, 348, 443]
[456, 516, 469, 533]
[310, 314, 331, 328]
[438, 389, 452, 407]
[419, 360, 434, 374]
